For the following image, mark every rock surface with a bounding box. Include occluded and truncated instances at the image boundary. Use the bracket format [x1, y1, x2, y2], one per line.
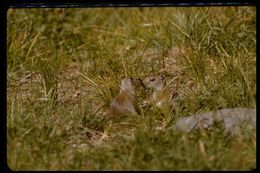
[173, 108, 256, 136]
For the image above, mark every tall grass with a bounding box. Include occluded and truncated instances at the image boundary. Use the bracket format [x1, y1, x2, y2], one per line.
[7, 7, 256, 170]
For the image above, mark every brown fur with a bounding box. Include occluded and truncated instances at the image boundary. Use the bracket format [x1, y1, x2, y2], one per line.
[109, 77, 143, 120]
[143, 75, 176, 111]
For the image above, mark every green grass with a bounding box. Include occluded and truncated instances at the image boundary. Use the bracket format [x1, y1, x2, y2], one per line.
[7, 7, 256, 170]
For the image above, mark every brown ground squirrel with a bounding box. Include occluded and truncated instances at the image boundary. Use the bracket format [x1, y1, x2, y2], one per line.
[109, 77, 144, 120]
[143, 75, 177, 111]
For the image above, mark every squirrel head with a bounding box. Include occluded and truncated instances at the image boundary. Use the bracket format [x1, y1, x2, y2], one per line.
[119, 77, 144, 94]
[143, 75, 166, 91]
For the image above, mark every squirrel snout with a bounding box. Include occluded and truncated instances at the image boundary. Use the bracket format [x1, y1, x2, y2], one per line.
[138, 78, 146, 88]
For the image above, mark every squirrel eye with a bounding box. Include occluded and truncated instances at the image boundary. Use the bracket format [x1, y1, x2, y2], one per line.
[150, 78, 155, 81]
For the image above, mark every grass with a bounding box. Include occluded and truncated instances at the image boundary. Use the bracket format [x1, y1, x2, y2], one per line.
[7, 6, 256, 170]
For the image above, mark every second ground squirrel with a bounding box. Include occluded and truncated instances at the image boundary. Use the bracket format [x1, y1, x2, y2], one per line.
[143, 75, 177, 111]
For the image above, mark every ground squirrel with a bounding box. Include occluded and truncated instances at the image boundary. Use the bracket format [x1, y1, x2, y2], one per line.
[109, 77, 144, 120]
[143, 75, 176, 111]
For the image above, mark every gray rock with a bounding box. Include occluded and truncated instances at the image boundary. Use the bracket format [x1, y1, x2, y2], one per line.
[173, 108, 256, 136]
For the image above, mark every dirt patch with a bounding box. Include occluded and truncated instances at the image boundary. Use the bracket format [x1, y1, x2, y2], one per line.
[7, 62, 89, 105]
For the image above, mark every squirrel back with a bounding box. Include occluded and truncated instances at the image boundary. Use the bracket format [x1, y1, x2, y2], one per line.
[109, 77, 144, 119]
